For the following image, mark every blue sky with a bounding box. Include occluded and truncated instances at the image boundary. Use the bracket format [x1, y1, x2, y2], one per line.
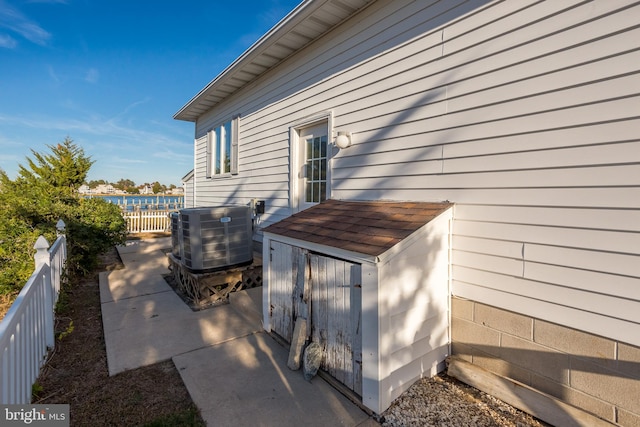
[0, 0, 300, 186]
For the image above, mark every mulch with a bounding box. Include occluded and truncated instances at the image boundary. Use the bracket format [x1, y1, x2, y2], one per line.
[35, 245, 205, 426]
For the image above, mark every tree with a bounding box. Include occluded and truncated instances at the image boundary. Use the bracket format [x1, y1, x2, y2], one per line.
[114, 178, 135, 191]
[0, 138, 127, 296]
[88, 179, 108, 188]
[152, 182, 163, 194]
[19, 137, 93, 192]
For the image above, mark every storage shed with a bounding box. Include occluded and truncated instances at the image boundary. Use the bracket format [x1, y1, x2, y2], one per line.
[262, 199, 452, 414]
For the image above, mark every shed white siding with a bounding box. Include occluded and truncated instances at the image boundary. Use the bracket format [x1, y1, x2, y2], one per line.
[263, 206, 452, 413]
[188, 0, 639, 347]
[374, 207, 452, 411]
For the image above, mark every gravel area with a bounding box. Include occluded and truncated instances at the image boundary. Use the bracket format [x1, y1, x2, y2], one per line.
[380, 373, 549, 427]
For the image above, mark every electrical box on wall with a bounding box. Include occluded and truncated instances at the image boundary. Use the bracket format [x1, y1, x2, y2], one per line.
[255, 200, 265, 214]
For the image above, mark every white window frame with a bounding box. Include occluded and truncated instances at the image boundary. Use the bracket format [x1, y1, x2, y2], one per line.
[289, 111, 333, 213]
[206, 115, 239, 178]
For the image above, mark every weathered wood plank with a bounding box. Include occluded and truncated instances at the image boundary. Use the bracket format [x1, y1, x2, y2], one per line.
[351, 263, 363, 397]
[269, 241, 295, 342]
[342, 259, 354, 391]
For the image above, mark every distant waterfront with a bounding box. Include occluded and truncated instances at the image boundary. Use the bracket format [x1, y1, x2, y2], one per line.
[86, 194, 184, 211]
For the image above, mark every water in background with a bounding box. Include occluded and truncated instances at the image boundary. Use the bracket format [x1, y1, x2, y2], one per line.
[88, 195, 184, 211]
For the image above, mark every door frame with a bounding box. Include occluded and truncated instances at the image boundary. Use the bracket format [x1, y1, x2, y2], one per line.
[289, 111, 334, 213]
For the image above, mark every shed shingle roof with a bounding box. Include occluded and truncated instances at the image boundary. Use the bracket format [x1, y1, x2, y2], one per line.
[263, 200, 452, 257]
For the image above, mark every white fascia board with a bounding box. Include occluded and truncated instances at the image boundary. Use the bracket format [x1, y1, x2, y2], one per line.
[181, 169, 194, 182]
[174, 0, 318, 121]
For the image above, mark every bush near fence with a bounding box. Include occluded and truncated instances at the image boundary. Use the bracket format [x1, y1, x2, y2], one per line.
[0, 221, 67, 404]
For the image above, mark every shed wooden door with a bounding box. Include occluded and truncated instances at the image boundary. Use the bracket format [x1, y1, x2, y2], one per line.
[269, 241, 306, 343]
[269, 242, 363, 396]
[308, 252, 362, 396]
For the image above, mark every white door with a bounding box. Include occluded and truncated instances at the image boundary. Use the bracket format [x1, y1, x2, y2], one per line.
[296, 123, 329, 212]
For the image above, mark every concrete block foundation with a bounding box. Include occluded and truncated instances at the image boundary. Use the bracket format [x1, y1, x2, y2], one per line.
[451, 296, 640, 426]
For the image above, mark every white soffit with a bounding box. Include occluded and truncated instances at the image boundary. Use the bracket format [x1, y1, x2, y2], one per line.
[174, 0, 374, 122]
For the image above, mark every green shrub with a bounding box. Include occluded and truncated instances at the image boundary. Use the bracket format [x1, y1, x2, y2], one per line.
[0, 138, 127, 296]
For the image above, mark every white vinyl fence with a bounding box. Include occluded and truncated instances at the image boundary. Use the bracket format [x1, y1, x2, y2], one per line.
[0, 220, 67, 404]
[123, 210, 175, 233]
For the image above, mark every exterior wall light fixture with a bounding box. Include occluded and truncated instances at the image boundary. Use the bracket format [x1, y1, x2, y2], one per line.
[335, 131, 352, 149]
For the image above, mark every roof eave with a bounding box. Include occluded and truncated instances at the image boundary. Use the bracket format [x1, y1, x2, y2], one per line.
[173, 0, 374, 122]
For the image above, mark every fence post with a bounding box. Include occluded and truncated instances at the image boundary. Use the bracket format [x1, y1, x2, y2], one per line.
[34, 236, 55, 349]
[56, 219, 66, 236]
[54, 219, 66, 299]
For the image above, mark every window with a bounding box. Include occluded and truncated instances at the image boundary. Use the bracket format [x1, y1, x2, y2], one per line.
[304, 134, 327, 203]
[206, 116, 239, 177]
[292, 118, 330, 213]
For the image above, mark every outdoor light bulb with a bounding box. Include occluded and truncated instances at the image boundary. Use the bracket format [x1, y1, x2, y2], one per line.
[335, 132, 351, 149]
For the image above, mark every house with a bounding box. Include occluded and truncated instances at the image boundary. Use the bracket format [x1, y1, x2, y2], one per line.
[181, 170, 194, 208]
[93, 184, 116, 194]
[139, 184, 154, 195]
[174, 0, 640, 423]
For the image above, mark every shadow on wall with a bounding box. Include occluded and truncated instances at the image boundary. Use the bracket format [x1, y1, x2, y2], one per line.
[451, 323, 640, 424]
[185, 0, 640, 422]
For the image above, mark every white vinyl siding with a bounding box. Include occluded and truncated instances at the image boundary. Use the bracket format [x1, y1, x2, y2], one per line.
[190, 0, 640, 345]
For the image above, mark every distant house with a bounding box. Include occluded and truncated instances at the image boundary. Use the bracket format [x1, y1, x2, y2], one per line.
[174, 0, 639, 422]
[181, 170, 194, 208]
[78, 184, 92, 194]
[139, 185, 154, 195]
[94, 184, 115, 194]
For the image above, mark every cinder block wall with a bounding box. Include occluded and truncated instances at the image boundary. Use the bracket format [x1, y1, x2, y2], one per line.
[451, 296, 640, 426]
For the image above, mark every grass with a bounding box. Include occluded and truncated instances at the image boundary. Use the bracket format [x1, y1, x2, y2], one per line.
[35, 241, 206, 426]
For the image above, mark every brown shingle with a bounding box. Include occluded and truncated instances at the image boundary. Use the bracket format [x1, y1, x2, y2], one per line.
[263, 199, 452, 257]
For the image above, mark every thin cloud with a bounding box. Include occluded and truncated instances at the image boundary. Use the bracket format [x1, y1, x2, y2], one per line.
[116, 98, 151, 117]
[47, 64, 60, 84]
[153, 149, 192, 162]
[0, 133, 22, 148]
[0, 153, 21, 162]
[0, 0, 51, 46]
[258, 1, 295, 27]
[84, 68, 99, 83]
[114, 157, 147, 164]
[0, 33, 17, 48]
[0, 112, 191, 151]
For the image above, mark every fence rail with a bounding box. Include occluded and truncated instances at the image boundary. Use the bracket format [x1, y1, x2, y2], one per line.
[123, 210, 175, 233]
[0, 220, 67, 404]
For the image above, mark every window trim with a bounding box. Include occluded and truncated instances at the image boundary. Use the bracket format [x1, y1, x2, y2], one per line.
[205, 115, 240, 178]
[289, 110, 333, 212]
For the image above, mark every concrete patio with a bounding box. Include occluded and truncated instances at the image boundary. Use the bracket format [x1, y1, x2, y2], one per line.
[99, 237, 377, 426]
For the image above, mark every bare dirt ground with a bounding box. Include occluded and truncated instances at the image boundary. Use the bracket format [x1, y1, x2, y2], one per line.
[35, 236, 205, 426]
